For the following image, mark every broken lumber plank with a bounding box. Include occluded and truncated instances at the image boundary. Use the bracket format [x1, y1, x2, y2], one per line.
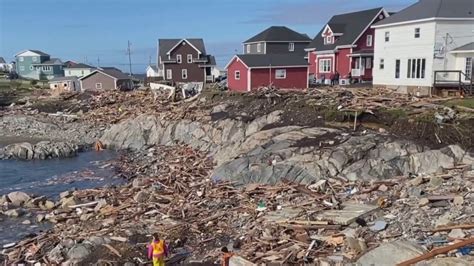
[103, 244, 122, 258]
[429, 223, 474, 232]
[397, 237, 474, 266]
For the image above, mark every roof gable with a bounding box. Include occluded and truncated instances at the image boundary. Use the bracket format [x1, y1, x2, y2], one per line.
[306, 7, 385, 51]
[15, 50, 50, 57]
[158, 39, 207, 59]
[0, 57, 5, 64]
[374, 0, 474, 28]
[244, 26, 311, 43]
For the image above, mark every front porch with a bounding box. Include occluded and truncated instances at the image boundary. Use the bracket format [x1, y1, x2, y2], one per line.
[349, 53, 373, 83]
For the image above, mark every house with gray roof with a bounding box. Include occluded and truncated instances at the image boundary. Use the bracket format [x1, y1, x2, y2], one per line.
[243, 26, 311, 55]
[306, 7, 389, 84]
[15, 50, 64, 80]
[64, 63, 96, 78]
[157, 38, 215, 84]
[79, 68, 133, 91]
[372, 0, 474, 95]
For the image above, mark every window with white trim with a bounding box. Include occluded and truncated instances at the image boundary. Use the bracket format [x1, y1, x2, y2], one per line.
[182, 69, 188, 79]
[407, 58, 426, 79]
[395, 59, 400, 79]
[235, 70, 240, 80]
[246, 45, 250, 54]
[366, 35, 373, 47]
[29, 66, 34, 70]
[414, 28, 420, 38]
[257, 43, 262, 53]
[187, 54, 193, 63]
[385, 31, 390, 42]
[379, 59, 385, 70]
[176, 54, 182, 64]
[275, 69, 286, 79]
[42, 66, 52, 71]
[324, 36, 333, 45]
[319, 59, 331, 73]
[19, 57, 24, 62]
[166, 69, 172, 79]
[32, 56, 37, 62]
[466, 57, 472, 80]
[96, 83, 102, 89]
[289, 43, 295, 52]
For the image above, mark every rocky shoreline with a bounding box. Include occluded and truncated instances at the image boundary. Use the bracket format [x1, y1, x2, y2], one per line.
[1, 89, 473, 265]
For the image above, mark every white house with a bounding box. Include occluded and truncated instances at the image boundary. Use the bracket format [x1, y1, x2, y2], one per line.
[0, 57, 8, 72]
[372, 0, 474, 95]
[64, 63, 96, 78]
[146, 65, 162, 78]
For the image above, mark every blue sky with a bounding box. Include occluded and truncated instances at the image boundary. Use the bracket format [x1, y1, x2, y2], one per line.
[0, 0, 415, 73]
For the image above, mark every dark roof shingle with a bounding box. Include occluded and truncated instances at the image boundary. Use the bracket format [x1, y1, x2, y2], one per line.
[374, 0, 474, 27]
[234, 54, 308, 68]
[452, 42, 474, 52]
[306, 7, 384, 51]
[244, 26, 311, 43]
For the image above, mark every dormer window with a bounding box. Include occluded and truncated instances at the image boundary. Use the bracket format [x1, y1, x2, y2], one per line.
[324, 36, 333, 45]
[289, 43, 295, 52]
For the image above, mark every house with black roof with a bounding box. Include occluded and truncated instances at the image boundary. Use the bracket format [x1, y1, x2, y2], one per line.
[372, 0, 473, 95]
[157, 39, 215, 84]
[243, 26, 311, 55]
[306, 7, 389, 84]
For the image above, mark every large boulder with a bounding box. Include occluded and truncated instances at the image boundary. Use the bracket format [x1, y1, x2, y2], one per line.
[356, 241, 425, 266]
[67, 244, 92, 262]
[7, 191, 31, 207]
[0, 141, 78, 160]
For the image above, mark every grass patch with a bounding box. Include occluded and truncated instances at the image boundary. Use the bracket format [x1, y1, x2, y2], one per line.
[443, 98, 474, 109]
[380, 108, 408, 121]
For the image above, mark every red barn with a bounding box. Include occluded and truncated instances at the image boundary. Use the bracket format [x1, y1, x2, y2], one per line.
[306, 7, 389, 84]
[226, 54, 309, 92]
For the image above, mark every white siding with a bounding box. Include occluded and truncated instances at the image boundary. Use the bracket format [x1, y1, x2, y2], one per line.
[432, 21, 474, 82]
[64, 68, 93, 78]
[373, 21, 436, 87]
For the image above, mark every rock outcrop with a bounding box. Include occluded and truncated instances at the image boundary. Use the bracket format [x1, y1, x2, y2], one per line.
[101, 112, 474, 184]
[0, 141, 78, 160]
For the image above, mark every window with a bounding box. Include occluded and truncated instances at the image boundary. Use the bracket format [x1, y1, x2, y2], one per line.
[32, 57, 37, 62]
[246, 45, 250, 53]
[29, 66, 34, 70]
[275, 69, 286, 79]
[95, 83, 102, 89]
[63, 82, 68, 87]
[379, 59, 384, 69]
[19, 57, 24, 62]
[414, 28, 420, 38]
[366, 58, 372, 69]
[395, 59, 400, 79]
[466, 57, 472, 80]
[187, 54, 193, 63]
[257, 43, 262, 53]
[19, 66, 25, 71]
[166, 69, 172, 79]
[54, 84, 58, 88]
[366, 35, 373, 47]
[42, 66, 52, 71]
[385, 32, 390, 42]
[176, 54, 182, 64]
[182, 69, 188, 79]
[324, 36, 332, 45]
[289, 43, 295, 52]
[407, 58, 426, 79]
[319, 59, 331, 73]
[235, 70, 240, 80]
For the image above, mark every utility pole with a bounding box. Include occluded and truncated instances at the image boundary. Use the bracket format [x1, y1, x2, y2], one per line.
[148, 55, 152, 66]
[97, 57, 100, 68]
[127, 41, 133, 76]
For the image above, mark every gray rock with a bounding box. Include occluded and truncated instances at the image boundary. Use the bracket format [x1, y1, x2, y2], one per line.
[7, 191, 31, 207]
[48, 244, 65, 264]
[357, 241, 425, 266]
[0, 195, 8, 205]
[448, 228, 465, 239]
[134, 191, 148, 203]
[67, 244, 92, 261]
[4, 209, 25, 217]
[0, 141, 78, 160]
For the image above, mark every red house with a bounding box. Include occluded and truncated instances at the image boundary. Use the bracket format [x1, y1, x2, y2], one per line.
[226, 54, 309, 92]
[306, 7, 389, 84]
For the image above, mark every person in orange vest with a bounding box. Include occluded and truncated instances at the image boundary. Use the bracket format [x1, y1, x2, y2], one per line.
[148, 233, 168, 266]
[221, 246, 234, 266]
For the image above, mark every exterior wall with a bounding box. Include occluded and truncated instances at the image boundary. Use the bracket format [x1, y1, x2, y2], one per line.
[373, 21, 436, 88]
[308, 52, 318, 76]
[432, 20, 474, 82]
[245, 42, 310, 54]
[227, 58, 249, 92]
[116, 79, 133, 90]
[453, 53, 474, 82]
[146, 68, 161, 77]
[164, 41, 204, 83]
[50, 80, 81, 94]
[250, 67, 308, 90]
[65, 68, 93, 78]
[16, 55, 50, 79]
[314, 54, 335, 80]
[336, 48, 351, 78]
[81, 72, 116, 91]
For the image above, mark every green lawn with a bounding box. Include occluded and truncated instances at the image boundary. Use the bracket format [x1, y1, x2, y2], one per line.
[443, 98, 474, 109]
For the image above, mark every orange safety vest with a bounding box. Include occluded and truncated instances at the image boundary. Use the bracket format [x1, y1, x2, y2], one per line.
[151, 240, 165, 258]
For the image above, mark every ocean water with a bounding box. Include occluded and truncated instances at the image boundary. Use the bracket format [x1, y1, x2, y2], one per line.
[0, 150, 122, 246]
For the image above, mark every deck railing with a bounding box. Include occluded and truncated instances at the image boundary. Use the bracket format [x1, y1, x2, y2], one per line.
[433, 70, 473, 95]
